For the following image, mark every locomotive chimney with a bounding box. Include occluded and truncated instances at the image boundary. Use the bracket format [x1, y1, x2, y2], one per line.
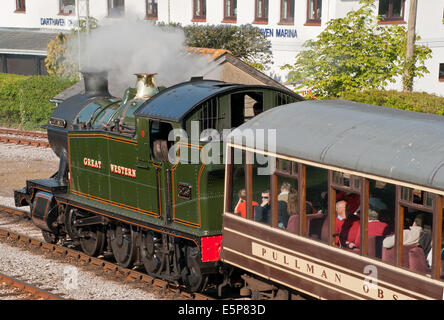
[134, 73, 158, 100]
[81, 70, 111, 97]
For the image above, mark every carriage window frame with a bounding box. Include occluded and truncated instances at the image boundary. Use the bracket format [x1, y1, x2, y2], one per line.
[395, 186, 442, 279]
[328, 171, 368, 255]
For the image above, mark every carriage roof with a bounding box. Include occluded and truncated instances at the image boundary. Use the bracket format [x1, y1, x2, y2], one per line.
[230, 99, 444, 192]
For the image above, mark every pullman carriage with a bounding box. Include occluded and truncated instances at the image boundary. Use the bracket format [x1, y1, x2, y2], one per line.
[222, 99, 444, 300]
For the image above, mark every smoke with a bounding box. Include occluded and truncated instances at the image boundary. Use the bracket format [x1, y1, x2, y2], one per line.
[69, 19, 220, 97]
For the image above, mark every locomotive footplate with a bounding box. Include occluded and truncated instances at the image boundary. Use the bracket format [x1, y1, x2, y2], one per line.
[14, 178, 67, 208]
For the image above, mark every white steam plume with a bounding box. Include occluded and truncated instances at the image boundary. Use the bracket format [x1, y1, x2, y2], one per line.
[70, 18, 219, 97]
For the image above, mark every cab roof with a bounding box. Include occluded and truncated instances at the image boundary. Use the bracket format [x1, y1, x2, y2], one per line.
[134, 79, 303, 123]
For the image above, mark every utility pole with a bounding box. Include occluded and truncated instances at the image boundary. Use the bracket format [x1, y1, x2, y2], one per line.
[76, 0, 91, 78]
[403, 0, 418, 92]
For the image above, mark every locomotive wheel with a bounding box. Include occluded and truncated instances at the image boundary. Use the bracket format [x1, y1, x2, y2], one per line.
[140, 231, 162, 275]
[66, 209, 105, 257]
[79, 227, 106, 257]
[108, 224, 136, 268]
[182, 245, 207, 292]
[42, 230, 59, 244]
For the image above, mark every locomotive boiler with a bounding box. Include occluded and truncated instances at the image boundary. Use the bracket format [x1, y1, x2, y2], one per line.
[14, 71, 302, 292]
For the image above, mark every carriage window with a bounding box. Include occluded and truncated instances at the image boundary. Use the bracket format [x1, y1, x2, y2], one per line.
[331, 171, 361, 251]
[401, 187, 433, 207]
[232, 150, 246, 216]
[440, 218, 444, 281]
[366, 180, 396, 260]
[252, 155, 272, 226]
[381, 186, 434, 275]
[332, 172, 361, 191]
[275, 159, 298, 233]
[305, 165, 328, 242]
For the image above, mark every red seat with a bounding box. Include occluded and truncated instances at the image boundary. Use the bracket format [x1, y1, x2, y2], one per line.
[408, 246, 430, 274]
[286, 215, 300, 234]
[368, 236, 385, 259]
[286, 213, 325, 237]
[382, 244, 418, 267]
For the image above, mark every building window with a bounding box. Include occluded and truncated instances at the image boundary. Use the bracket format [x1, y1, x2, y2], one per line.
[378, 0, 405, 22]
[193, 0, 206, 21]
[439, 64, 444, 81]
[223, 0, 237, 22]
[60, 0, 75, 15]
[146, 0, 158, 19]
[108, 0, 125, 17]
[16, 0, 25, 12]
[254, 0, 269, 23]
[280, 0, 294, 24]
[306, 0, 322, 24]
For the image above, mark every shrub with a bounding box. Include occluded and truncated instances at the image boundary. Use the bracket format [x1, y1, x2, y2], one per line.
[0, 73, 77, 130]
[336, 90, 444, 115]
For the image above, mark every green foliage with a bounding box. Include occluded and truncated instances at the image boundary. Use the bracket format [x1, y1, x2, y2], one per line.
[45, 17, 99, 79]
[45, 33, 77, 79]
[282, 0, 432, 97]
[182, 24, 273, 70]
[335, 90, 444, 115]
[0, 73, 77, 130]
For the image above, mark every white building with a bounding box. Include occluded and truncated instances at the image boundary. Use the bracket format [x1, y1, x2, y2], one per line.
[1, 0, 443, 96]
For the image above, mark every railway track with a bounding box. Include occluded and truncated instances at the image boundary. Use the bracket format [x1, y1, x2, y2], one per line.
[0, 204, 214, 300]
[0, 271, 63, 300]
[0, 128, 49, 148]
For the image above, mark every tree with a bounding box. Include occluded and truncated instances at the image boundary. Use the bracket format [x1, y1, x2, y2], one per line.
[45, 17, 99, 79]
[45, 33, 77, 78]
[183, 24, 273, 70]
[281, 0, 431, 97]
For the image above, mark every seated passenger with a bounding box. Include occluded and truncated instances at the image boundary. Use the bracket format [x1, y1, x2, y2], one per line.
[383, 214, 424, 249]
[255, 190, 289, 228]
[234, 189, 258, 218]
[278, 182, 291, 203]
[353, 208, 389, 248]
[335, 200, 360, 249]
[255, 190, 271, 224]
[337, 191, 360, 216]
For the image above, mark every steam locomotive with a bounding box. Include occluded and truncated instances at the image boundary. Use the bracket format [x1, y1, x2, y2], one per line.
[14, 71, 302, 293]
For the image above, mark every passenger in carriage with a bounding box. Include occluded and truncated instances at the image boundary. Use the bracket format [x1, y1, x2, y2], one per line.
[234, 189, 258, 218]
[337, 191, 360, 216]
[255, 189, 289, 228]
[335, 200, 360, 249]
[383, 214, 424, 249]
[351, 208, 390, 249]
[278, 182, 291, 204]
